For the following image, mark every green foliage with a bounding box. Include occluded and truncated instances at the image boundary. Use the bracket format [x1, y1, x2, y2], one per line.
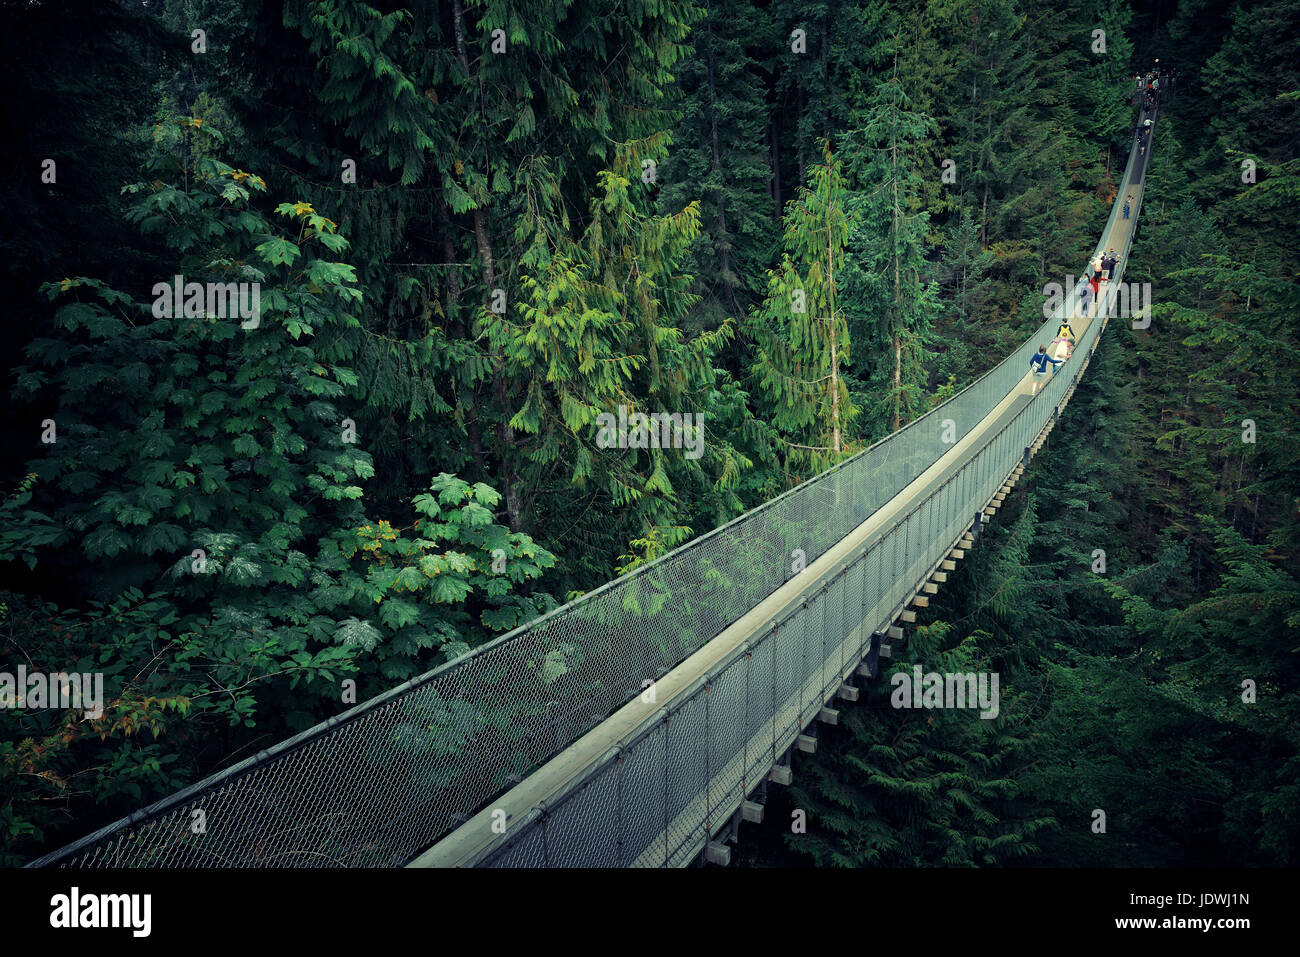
[787, 622, 1051, 866]
[6, 0, 1299, 870]
[658, 0, 778, 327]
[838, 32, 942, 435]
[496, 162, 754, 577]
[747, 145, 858, 478]
[0, 122, 553, 861]
[353, 473, 557, 680]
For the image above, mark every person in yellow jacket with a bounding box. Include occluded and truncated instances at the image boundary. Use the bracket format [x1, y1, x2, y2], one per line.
[1057, 319, 1077, 345]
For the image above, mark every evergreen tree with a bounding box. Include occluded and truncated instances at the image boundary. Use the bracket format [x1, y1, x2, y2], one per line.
[747, 145, 857, 478]
[788, 620, 1051, 866]
[839, 28, 941, 433]
[658, 0, 776, 328]
[0, 122, 554, 859]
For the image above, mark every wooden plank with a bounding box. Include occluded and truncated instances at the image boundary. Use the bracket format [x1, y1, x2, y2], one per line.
[888, 625, 904, 640]
[836, 684, 859, 703]
[901, 610, 917, 623]
[932, 571, 948, 583]
[705, 842, 731, 867]
[769, 765, 792, 785]
[912, 596, 929, 608]
[950, 549, 965, 559]
[818, 708, 839, 726]
[923, 582, 939, 594]
[796, 734, 817, 753]
[941, 560, 956, 570]
[741, 801, 764, 824]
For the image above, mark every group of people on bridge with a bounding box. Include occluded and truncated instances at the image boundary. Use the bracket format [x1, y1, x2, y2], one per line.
[1134, 61, 1176, 106]
[1029, 61, 1156, 395]
[1080, 250, 1120, 317]
[1134, 61, 1173, 155]
[1029, 250, 1121, 394]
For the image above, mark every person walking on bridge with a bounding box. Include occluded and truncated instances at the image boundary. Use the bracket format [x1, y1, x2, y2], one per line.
[1080, 258, 1101, 317]
[1029, 345, 1063, 396]
[1102, 250, 1119, 281]
[1123, 193, 1133, 219]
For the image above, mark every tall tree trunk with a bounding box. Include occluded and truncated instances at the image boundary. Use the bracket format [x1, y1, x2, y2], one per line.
[770, 117, 783, 219]
[828, 209, 841, 455]
[705, 37, 737, 315]
[439, 196, 487, 474]
[472, 209, 522, 531]
[891, 45, 903, 432]
[821, 14, 831, 141]
[455, 0, 522, 530]
[798, 88, 806, 186]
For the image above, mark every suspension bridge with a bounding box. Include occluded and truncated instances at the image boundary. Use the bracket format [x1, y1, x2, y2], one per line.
[30, 107, 1158, 870]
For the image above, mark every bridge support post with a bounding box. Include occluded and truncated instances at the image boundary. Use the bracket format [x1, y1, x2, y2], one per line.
[546, 700, 566, 753]
[856, 631, 883, 680]
[971, 511, 983, 544]
[1022, 446, 1031, 469]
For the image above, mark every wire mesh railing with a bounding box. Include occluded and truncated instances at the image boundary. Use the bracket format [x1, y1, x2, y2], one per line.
[29, 108, 1153, 870]
[417, 113, 1147, 866]
[476, 211, 1129, 866]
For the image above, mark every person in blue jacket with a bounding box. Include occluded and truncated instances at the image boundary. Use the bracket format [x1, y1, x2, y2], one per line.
[1029, 344, 1063, 395]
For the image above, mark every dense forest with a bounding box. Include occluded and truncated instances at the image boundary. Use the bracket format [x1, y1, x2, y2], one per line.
[0, 0, 1296, 868]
